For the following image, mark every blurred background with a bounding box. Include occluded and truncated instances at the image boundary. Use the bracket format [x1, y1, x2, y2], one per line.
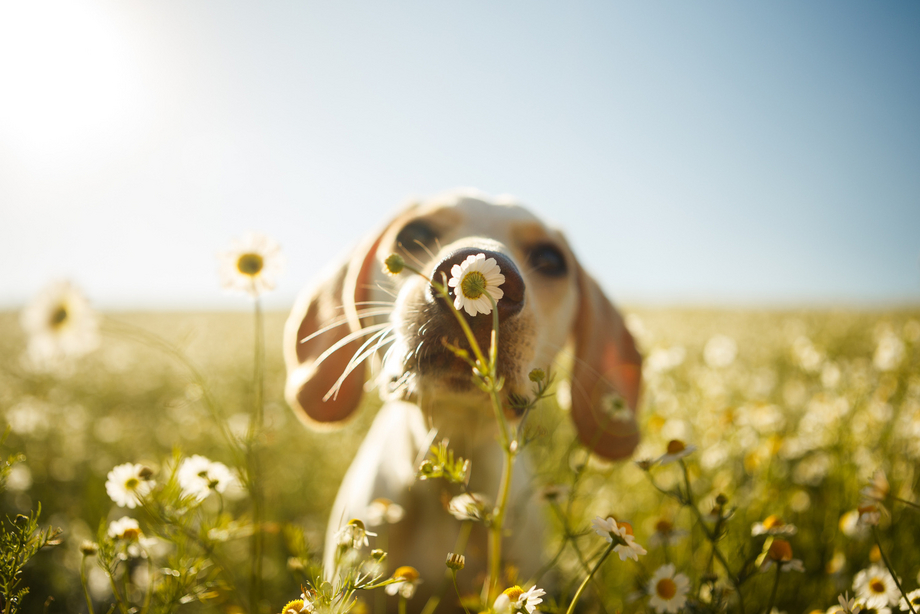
[2, 0, 919, 311]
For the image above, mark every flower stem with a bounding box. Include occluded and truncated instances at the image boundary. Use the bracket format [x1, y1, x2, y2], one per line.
[248, 297, 266, 613]
[873, 526, 917, 614]
[80, 556, 95, 614]
[565, 541, 616, 614]
[764, 564, 781, 614]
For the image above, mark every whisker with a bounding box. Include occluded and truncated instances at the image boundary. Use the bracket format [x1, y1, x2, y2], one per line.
[299, 309, 394, 344]
[326, 333, 396, 401]
[311, 323, 391, 368]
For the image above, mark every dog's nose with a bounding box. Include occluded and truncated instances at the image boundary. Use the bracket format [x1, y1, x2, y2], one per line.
[430, 248, 525, 320]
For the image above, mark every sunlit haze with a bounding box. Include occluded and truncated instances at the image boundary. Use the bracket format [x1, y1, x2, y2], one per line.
[2, 1, 918, 310]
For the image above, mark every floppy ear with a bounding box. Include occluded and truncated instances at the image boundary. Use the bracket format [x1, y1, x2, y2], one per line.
[569, 263, 643, 459]
[283, 231, 385, 429]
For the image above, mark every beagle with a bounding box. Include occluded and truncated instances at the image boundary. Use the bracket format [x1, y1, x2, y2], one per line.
[283, 190, 642, 607]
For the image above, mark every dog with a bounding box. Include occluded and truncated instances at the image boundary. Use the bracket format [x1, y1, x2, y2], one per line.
[283, 189, 642, 607]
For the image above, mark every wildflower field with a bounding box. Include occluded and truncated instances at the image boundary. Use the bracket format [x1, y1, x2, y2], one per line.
[2, 299, 919, 613]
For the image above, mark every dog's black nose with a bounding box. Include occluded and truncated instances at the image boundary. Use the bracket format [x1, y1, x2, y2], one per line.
[430, 248, 525, 321]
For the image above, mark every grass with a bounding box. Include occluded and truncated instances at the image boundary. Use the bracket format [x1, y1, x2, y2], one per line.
[1, 306, 919, 613]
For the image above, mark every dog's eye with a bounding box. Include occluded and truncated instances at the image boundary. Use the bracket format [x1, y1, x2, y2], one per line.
[529, 244, 568, 277]
[396, 221, 439, 254]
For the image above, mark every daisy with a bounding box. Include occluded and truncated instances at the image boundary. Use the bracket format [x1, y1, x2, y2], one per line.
[107, 516, 142, 540]
[493, 585, 545, 614]
[448, 492, 489, 521]
[657, 440, 697, 465]
[592, 516, 647, 561]
[751, 515, 798, 537]
[647, 564, 690, 613]
[649, 518, 688, 547]
[20, 280, 99, 371]
[217, 232, 285, 298]
[385, 566, 421, 599]
[836, 592, 860, 614]
[853, 564, 900, 607]
[105, 463, 154, 509]
[365, 498, 405, 526]
[899, 589, 920, 612]
[857, 503, 882, 527]
[335, 518, 376, 550]
[760, 539, 805, 573]
[177, 455, 237, 502]
[447, 253, 505, 316]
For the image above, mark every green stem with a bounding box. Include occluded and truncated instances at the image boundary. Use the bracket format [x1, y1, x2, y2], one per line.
[565, 542, 616, 614]
[873, 526, 917, 614]
[764, 564, 781, 614]
[80, 556, 96, 614]
[248, 298, 265, 613]
[450, 571, 473, 614]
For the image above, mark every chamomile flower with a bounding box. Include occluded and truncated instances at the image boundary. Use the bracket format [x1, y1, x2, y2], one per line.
[861, 470, 889, 502]
[898, 589, 920, 612]
[752, 515, 798, 537]
[218, 232, 285, 298]
[493, 585, 545, 614]
[385, 566, 421, 599]
[760, 539, 805, 573]
[592, 516, 647, 561]
[365, 498, 405, 526]
[647, 564, 690, 613]
[448, 492, 489, 521]
[657, 440, 697, 465]
[20, 280, 99, 371]
[447, 253, 505, 316]
[335, 519, 376, 550]
[105, 463, 154, 509]
[177, 455, 237, 502]
[853, 564, 900, 607]
[836, 592, 860, 614]
[649, 518, 688, 547]
[108, 516, 142, 540]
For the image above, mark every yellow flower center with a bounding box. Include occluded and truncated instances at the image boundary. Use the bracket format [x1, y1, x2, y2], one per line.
[869, 578, 886, 594]
[393, 566, 419, 582]
[768, 539, 793, 562]
[460, 271, 487, 300]
[49, 304, 69, 329]
[666, 440, 686, 454]
[237, 253, 264, 276]
[617, 521, 634, 536]
[282, 599, 305, 614]
[125, 477, 140, 490]
[655, 519, 674, 534]
[121, 527, 142, 541]
[762, 515, 784, 529]
[656, 577, 677, 599]
[502, 586, 524, 600]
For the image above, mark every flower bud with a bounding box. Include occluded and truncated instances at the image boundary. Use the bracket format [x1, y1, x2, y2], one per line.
[384, 254, 405, 275]
[446, 552, 466, 570]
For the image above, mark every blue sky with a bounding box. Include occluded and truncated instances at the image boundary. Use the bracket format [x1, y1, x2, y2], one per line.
[1, 1, 918, 309]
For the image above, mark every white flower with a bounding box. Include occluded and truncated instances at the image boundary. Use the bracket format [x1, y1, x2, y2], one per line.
[385, 566, 421, 599]
[107, 516, 142, 540]
[704, 334, 737, 368]
[365, 498, 405, 526]
[647, 564, 690, 613]
[657, 439, 697, 465]
[448, 493, 489, 521]
[20, 280, 99, 371]
[899, 589, 920, 612]
[218, 232, 285, 298]
[873, 330, 904, 372]
[751, 515, 798, 537]
[177, 455, 237, 502]
[493, 585, 545, 614]
[837, 592, 860, 614]
[335, 519, 376, 549]
[447, 253, 505, 316]
[853, 564, 900, 607]
[591, 516, 646, 561]
[105, 463, 154, 509]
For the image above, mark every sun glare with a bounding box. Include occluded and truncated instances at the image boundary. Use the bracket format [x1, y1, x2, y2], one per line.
[0, 1, 148, 169]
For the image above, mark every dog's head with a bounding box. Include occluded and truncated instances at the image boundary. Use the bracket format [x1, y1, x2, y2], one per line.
[283, 190, 642, 459]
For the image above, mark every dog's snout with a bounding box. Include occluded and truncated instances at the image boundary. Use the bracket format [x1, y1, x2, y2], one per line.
[430, 247, 525, 320]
